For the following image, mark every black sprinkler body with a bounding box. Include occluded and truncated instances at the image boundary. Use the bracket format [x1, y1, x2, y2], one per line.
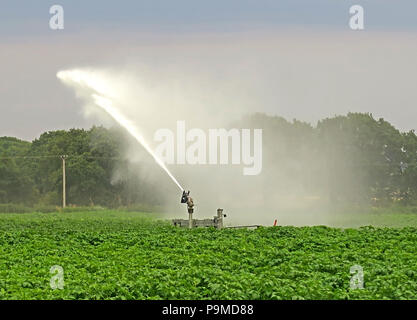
[174, 190, 227, 229]
[181, 190, 190, 203]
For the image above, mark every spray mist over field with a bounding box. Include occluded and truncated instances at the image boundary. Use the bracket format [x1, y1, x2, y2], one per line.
[57, 70, 184, 192]
[57, 67, 356, 227]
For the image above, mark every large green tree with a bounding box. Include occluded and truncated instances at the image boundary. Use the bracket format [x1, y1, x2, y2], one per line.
[1, 113, 417, 208]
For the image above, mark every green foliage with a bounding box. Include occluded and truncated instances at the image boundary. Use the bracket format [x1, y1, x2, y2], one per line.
[0, 137, 31, 156]
[0, 211, 416, 300]
[0, 126, 160, 208]
[2, 112, 417, 207]
[0, 137, 36, 204]
[0, 204, 33, 214]
[239, 112, 417, 205]
[0, 204, 120, 214]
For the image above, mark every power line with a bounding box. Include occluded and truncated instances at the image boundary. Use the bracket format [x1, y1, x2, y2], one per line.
[0, 155, 61, 159]
[0, 155, 125, 160]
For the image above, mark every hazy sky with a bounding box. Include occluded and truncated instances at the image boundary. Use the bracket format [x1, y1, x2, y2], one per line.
[1, 1, 417, 140]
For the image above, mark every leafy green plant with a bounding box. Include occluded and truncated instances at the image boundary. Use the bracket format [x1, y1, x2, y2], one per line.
[0, 211, 416, 300]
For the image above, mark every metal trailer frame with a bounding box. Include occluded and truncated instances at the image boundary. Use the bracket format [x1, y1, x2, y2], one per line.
[172, 208, 226, 229]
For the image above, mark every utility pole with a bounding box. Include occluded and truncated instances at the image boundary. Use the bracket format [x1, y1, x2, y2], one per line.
[60, 155, 68, 208]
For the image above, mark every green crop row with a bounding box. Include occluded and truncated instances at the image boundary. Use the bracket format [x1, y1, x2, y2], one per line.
[0, 211, 416, 300]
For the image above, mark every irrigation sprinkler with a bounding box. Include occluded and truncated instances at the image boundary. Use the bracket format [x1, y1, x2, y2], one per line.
[173, 190, 263, 230]
[172, 190, 227, 229]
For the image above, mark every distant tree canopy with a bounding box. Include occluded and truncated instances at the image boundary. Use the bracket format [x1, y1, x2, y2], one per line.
[236, 112, 417, 205]
[0, 126, 160, 207]
[1, 112, 417, 208]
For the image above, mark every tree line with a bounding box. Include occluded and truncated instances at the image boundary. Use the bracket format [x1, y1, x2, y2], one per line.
[1, 112, 417, 208]
[0, 126, 161, 208]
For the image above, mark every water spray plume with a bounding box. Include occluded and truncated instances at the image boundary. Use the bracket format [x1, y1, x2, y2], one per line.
[56, 69, 184, 192]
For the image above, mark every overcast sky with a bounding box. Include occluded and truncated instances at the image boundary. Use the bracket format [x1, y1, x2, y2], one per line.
[1, 1, 417, 140]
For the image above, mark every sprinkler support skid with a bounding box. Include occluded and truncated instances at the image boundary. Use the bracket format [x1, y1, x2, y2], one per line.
[172, 208, 226, 229]
[173, 191, 227, 229]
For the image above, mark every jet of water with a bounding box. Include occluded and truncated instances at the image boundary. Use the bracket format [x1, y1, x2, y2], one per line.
[56, 69, 184, 192]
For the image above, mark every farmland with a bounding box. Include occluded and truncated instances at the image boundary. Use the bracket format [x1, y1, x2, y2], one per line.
[0, 211, 417, 300]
